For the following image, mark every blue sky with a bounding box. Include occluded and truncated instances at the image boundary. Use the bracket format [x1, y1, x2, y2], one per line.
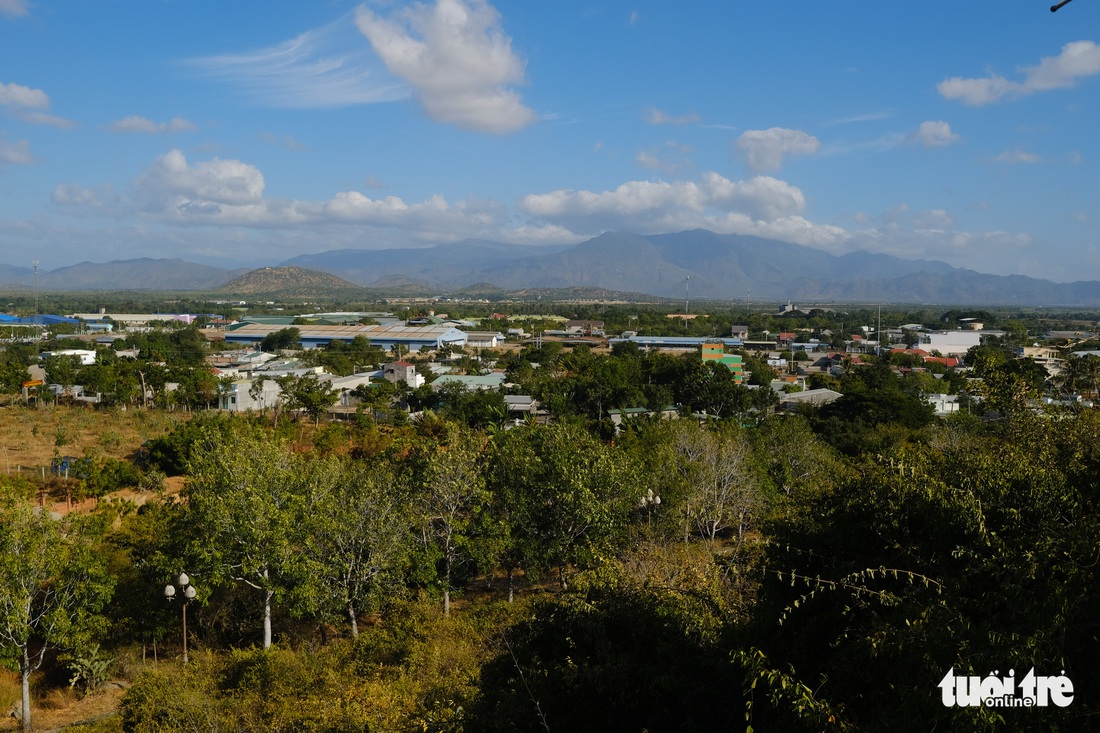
[2, 0, 1100, 281]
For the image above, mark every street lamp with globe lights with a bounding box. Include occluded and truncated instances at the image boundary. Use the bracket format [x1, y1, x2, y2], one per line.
[164, 573, 197, 663]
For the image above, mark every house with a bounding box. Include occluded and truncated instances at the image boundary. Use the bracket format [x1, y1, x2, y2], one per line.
[916, 330, 982, 356]
[607, 406, 680, 432]
[730, 325, 750, 339]
[321, 374, 377, 406]
[40, 349, 96, 366]
[462, 331, 505, 348]
[1017, 346, 1065, 380]
[777, 388, 842, 409]
[777, 332, 797, 348]
[382, 361, 424, 388]
[700, 344, 743, 383]
[219, 378, 282, 412]
[504, 395, 540, 414]
[924, 393, 961, 416]
[565, 320, 605, 334]
[771, 375, 808, 393]
[431, 371, 507, 391]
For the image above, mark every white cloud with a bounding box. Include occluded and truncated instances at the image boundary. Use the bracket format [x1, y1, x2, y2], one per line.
[50, 151, 1037, 276]
[845, 204, 1032, 268]
[910, 120, 959, 148]
[643, 107, 699, 125]
[734, 128, 820, 173]
[0, 0, 29, 18]
[186, 15, 409, 109]
[137, 150, 266, 207]
[938, 40, 1100, 105]
[355, 0, 537, 134]
[0, 81, 74, 127]
[994, 150, 1042, 164]
[0, 134, 31, 165]
[519, 172, 816, 235]
[0, 81, 48, 110]
[110, 116, 196, 134]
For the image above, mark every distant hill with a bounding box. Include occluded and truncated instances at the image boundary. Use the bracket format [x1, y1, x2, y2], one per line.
[216, 267, 362, 296]
[281, 230, 1100, 305]
[282, 239, 570, 288]
[8, 230, 1100, 304]
[37, 258, 243, 291]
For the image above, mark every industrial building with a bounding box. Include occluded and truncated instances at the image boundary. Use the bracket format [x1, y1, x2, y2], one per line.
[223, 323, 468, 352]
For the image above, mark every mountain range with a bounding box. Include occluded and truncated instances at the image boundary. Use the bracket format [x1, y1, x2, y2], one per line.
[8, 230, 1100, 305]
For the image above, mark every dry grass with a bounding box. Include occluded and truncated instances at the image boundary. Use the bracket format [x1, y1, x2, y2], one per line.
[0, 405, 186, 474]
[0, 668, 125, 732]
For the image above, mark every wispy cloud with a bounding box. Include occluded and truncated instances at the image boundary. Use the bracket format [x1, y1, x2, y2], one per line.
[643, 107, 699, 125]
[635, 141, 694, 175]
[939, 40, 1100, 105]
[993, 149, 1042, 164]
[0, 133, 31, 165]
[0, 0, 29, 18]
[355, 0, 537, 134]
[260, 131, 306, 151]
[109, 116, 196, 134]
[184, 14, 409, 109]
[830, 110, 894, 125]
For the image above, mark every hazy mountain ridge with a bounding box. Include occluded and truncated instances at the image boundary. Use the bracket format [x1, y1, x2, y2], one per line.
[5, 233, 1100, 304]
[36, 258, 248, 291]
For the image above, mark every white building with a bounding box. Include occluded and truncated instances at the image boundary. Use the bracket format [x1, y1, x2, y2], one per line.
[916, 331, 982, 356]
[924, 393, 961, 416]
[40, 349, 97, 365]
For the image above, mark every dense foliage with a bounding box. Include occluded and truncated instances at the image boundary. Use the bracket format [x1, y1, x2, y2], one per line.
[7, 301, 1100, 731]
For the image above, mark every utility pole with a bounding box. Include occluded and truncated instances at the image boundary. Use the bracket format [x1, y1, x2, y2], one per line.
[32, 259, 39, 323]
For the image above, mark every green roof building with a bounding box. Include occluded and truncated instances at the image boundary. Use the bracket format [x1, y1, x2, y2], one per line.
[701, 343, 743, 384]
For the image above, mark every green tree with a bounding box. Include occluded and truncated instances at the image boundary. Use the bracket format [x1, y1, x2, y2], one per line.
[487, 423, 640, 589]
[0, 498, 113, 731]
[671, 422, 767, 541]
[305, 460, 411, 636]
[260, 327, 301, 352]
[418, 427, 487, 616]
[275, 373, 339, 425]
[185, 429, 312, 649]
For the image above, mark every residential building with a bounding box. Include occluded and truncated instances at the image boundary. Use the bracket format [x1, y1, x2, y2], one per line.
[40, 349, 96, 365]
[777, 388, 842, 409]
[463, 331, 505, 348]
[382, 361, 424, 388]
[431, 371, 507, 391]
[700, 343, 743, 383]
[916, 330, 982, 356]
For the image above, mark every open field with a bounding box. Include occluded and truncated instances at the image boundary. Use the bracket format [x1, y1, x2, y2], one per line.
[0, 405, 186, 476]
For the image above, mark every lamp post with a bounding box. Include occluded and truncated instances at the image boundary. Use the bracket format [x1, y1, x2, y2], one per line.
[164, 573, 197, 663]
